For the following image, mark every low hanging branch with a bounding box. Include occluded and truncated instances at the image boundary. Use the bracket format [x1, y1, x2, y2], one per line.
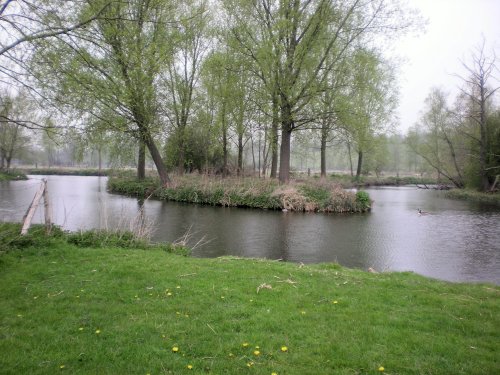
[0, 2, 111, 56]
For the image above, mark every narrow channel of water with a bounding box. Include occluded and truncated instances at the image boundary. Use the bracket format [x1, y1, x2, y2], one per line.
[1, 175, 499, 284]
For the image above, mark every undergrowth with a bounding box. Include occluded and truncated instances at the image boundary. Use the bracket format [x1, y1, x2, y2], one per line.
[108, 175, 371, 213]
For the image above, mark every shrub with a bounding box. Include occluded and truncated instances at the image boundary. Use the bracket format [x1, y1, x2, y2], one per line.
[356, 190, 371, 210]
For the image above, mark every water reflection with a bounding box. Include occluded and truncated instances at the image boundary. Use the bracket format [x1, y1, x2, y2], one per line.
[1, 176, 499, 284]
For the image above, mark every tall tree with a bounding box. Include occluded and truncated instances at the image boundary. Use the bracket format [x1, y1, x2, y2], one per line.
[342, 48, 396, 179]
[30, 0, 175, 184]
[456, 42, 499, 191]
[224, 0, 414, 183]
[163, 0, 210, 175]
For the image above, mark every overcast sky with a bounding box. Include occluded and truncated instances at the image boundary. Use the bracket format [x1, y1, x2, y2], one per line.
[393, 0, 500, 133]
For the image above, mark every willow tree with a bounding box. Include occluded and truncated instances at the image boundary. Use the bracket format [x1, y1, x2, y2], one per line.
[456, 43, 499, 191]
[223, 0, 414, 183]
[162, 0, 210, 175]
[406, 88, 465, 188]
[30, 0, 175, 184]
[342, 49, 396, 179]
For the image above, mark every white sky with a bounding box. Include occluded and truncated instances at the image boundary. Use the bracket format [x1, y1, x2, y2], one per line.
[393, 0, 500, 133]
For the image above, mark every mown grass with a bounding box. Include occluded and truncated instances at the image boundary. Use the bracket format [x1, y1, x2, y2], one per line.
[446, 188, 500, 207]
[0, 169, 28, 181]
[108, 175, 371, 213]
[0, 224, 498, 375]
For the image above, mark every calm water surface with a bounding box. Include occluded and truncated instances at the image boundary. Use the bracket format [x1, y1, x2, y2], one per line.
[1, 175, 499, 284]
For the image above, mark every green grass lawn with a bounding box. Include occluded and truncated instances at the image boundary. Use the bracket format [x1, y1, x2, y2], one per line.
[0, 230, 498, 374]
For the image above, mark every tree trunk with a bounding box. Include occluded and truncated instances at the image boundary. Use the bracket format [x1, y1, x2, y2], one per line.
[279, 98, 294, 184]
[237, 132, 243, 177]
[137, 139, 146, 180]
[320, 121, 328, 179]
[98, 146, 102, 174]
[347, 141, 353, 177]
[221, 104, 228, 177]
[177, 126, 185, 176]
[356, 150, 363, 179]
[270, 93, 279, 178]
[479, 83, 490, 191]
[143, 133, 170, 185]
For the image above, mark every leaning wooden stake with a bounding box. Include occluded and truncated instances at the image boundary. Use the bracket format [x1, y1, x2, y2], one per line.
[43, 180, 52, 234]
[21, 179, 49, 235]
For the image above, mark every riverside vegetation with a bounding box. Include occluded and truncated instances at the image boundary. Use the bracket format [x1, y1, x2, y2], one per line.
[0, 223, 498, 374]
[108, 175, 371, 213]
[0, 169, 27, 181]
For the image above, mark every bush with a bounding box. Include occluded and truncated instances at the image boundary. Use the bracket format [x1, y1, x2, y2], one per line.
[0, 223, 65, 252]
[356, 191, 371, 210]
[66, 230, 149, 249]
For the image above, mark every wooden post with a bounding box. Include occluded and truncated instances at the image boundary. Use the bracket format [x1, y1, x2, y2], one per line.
[21, 180, 45, 235]
[42, 179, 52, 234]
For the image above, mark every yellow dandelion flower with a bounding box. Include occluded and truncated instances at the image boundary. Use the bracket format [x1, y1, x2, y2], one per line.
[172, 346, 179, 353]
[59, 365, 65, 369]
[221, 296, 225, 299]
[176, 286, 181, 289]
[78, 327, 84, 331]
[332, 300, 338, 304]
[228, 353, 234, 357]
[167, 292, 172, 296]
[242, 342, 249, 347]
[272, 373, 278, 375]
[301, 310, 306, 315]
[246, 362, 254, 367]
[255, 346, 260, 349]
[254, 350, 260, 356]
[281, 346, 288, 352]
[378, 366, 385, 372]
[187, 364, 193, 370]
[95, 329, 101, 334]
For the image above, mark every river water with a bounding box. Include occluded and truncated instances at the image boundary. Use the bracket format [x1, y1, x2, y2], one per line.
[1, 175, 499, 284]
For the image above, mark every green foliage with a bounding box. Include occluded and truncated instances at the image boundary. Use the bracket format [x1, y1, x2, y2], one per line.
[66, 230, 149, 249]
[164, 127, 224, 173]
[108, 175, 371, 213]
[0, 223, 65, 252]
[0, 169, 28, 181]
[0, 244, 498, 374]
[355, 190, 371, 209]
[446, 189, 500, 207]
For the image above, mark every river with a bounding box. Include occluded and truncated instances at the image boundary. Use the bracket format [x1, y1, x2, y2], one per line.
[1, 175, 499, 284]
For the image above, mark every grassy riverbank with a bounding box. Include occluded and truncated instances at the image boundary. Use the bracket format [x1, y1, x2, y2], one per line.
[22, 168, 109, 176]
[326, 173, 438, 188]
[0, 224, 498, 374]
[446, 188, 500, 207]
[0, 169, 28, 181]
[108, 175, 371, 213]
